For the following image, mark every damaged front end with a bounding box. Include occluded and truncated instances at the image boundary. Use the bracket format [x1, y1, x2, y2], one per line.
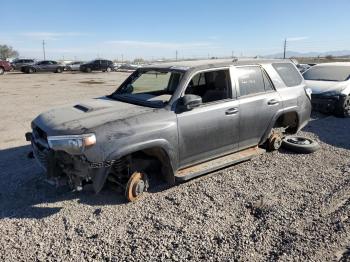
[311, 92, 347, 114]
[26, 124, 108, 192]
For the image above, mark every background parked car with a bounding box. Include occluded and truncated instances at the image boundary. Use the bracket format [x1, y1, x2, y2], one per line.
[11, 58, 35, 70]
[20, 60, 65, 74]
[0, 60, 12, 75]
[296, 63, 311, 74]
[115, 63, 141, 72]
[80, 59, 114, 72]
[66, 61, 84, 71]
[303, 62, 350, 117]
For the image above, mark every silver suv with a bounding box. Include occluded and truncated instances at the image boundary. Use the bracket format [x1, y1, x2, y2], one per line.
[26, 59, 311, 201]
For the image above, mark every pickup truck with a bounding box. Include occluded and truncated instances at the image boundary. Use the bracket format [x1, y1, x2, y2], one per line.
[26, 59, 311, 201]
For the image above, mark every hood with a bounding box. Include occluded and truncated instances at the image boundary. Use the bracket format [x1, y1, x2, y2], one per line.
[305, 80, 349, 95]
[33, 97, 155, 135]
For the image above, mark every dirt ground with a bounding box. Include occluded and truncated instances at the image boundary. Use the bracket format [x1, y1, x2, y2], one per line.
[0, 71, 349, 261]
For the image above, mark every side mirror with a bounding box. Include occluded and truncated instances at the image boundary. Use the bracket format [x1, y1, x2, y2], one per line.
[180, 94, 202, 110]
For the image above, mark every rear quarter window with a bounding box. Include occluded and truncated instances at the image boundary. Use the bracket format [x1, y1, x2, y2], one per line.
[272, 63, 302, 87]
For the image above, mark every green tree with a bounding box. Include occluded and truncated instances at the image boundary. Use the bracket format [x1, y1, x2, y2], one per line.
[0, 45, 19, 60]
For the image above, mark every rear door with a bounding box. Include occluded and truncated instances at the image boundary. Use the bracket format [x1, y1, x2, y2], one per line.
[235, 66, 282, 149]
[177, 68, 240, 167]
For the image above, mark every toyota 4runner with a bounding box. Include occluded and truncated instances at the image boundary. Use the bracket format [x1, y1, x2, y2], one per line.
[25, 59, 311, 201]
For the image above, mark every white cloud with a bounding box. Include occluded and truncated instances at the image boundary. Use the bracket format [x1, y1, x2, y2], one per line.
[20, 32, 89, 40]
[287, 36, 309, 41]
[104, 40, 213, 50]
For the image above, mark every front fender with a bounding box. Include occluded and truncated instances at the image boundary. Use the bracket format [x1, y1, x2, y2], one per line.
[92, 139, 177, 193]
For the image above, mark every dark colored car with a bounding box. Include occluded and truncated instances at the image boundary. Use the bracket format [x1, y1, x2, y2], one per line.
[11, 58, 35, 70]
[0, 60, 12, 75]
[26, 59, 311, 201]
[80, 59, 114, 73]
[21, 60, 65, 74]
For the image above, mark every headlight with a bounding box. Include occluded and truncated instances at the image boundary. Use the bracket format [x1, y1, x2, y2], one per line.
[47, 133, 96, 154]
[305, 88, 312, 100]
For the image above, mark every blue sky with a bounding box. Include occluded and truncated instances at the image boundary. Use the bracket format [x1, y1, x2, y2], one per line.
[1, 0, 350, 61]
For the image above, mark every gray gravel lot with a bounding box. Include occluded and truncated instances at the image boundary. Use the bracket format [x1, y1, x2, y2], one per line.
[0, 72, 349, 261]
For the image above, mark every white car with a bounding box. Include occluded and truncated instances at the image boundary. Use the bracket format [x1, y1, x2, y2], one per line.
[66, 61, 84, 71]
[303, 62, 350, 117]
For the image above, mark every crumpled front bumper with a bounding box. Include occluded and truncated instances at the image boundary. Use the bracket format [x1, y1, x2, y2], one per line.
[25, 128, 109, 192]
[311, 93, 346, 113]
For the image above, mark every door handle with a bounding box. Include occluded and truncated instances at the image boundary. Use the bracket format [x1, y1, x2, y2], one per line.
[225, 107, 238, 115]
[268, 99, 279, 105]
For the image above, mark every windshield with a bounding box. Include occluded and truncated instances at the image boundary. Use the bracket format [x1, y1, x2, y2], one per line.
[303, 65, 350, 82]
[111, 69, 183, 107]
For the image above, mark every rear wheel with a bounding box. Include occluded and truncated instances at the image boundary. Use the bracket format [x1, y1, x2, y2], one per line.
[86, 67, 92, 73]
[0, 67, 4, 75]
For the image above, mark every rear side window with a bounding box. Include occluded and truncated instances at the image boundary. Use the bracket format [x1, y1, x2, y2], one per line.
[272, 63, 302, 87]
[237, 66, 266, 96]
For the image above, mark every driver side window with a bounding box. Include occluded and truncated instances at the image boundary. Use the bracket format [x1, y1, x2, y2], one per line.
[185, 69, 232, 103]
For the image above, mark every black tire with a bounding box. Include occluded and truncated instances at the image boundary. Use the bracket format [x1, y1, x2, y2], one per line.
[282, 136, 320, 154]
[85, 67, 92, 73]
[0, 67, 4, 75]
[335, 95, 350, 118]
[56, 67, 63, 73]
[27, 68, 35, 74]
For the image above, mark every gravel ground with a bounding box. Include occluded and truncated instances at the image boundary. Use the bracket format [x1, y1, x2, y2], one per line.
[0, 72, 350, 261]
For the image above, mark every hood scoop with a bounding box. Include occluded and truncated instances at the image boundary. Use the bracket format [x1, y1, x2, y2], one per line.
[73, 104, 93, 113]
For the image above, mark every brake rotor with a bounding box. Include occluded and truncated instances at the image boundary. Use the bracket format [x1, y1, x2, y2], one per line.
[125, 172, 149, 202]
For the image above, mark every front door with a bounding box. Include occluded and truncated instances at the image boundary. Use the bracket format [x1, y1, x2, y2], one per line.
[177, 68, 240, 167]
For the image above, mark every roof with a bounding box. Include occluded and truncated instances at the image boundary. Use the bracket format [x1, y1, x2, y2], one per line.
[314, 62, 350, 67]
[143, 58, 293, 71]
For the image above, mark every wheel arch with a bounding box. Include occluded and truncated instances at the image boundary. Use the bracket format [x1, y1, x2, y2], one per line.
[92, 140, 176, 192]
[259, 110, 300, 145]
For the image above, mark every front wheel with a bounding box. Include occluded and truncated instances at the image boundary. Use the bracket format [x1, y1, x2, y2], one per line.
[27, 68, 34, 74]
[0, 67, 4, 75]
[336, 95, 350, 117]
[85, 67, 92, 73]
[56, 67, 63, 73]
[106, 67, 112, 72]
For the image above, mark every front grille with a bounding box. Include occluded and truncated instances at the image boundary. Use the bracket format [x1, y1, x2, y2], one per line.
[32, 141, 49, 171]
[33, 125, 47, 140]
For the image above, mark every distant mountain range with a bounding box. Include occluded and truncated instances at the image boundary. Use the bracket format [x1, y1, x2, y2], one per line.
[264, 50, 350, 58]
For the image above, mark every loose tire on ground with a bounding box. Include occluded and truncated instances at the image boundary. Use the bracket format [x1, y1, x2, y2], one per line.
[282, 136, 320, 154]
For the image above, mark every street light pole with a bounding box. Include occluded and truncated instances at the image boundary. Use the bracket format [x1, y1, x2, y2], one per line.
[42, 40, 46, 60]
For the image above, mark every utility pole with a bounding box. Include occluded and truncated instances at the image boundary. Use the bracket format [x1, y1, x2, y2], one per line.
[175, 50, 178, 61]
[42, 40, 46, 60]
[283, 38, 287, 59]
